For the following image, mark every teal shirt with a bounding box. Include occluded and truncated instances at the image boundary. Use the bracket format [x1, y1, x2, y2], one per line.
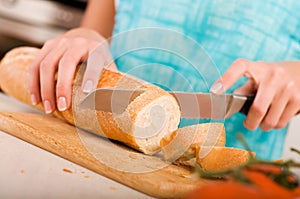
[110, 0, 300, 160]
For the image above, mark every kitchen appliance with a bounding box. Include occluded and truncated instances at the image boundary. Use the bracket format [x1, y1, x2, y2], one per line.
[0, 0, 86, 58]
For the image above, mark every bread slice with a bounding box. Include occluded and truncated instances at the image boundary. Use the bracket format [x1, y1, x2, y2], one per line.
[160, 123, 225, 163]
[196, 147, 255, 171]
[0, 47, 181, 154]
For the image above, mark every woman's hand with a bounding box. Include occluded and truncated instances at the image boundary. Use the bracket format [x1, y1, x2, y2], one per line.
[210, 59, 300, 131]
[29, 27, 116, 114]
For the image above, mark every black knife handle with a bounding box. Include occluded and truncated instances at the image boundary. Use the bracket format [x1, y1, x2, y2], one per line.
[239, 95, 255, 116]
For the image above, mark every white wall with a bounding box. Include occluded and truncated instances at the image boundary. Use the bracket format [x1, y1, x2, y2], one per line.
[283, 115, 300, 161]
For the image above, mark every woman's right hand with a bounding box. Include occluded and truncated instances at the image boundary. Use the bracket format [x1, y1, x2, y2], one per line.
[29, 27, 116, 114]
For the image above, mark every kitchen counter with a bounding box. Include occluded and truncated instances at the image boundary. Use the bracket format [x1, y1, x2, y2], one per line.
[0, 93, 154, 199]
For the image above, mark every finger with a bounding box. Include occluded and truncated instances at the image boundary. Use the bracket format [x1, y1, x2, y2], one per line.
[260, 89, 290, 131]
[56, 48, 88, 111]
[275, 85, 300, 128]
[29, 39, 56, 105]
[234, 80, 257, 95]
[210, 59, 250, 94]
[244, 77, 277, 130]
[275, 94, 300, 129]
[82, 43, 110, 93]
[39, 46, 66, 113]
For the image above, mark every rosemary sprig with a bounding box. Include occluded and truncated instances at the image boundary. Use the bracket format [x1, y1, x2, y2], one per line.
[291, 147, 300, 155]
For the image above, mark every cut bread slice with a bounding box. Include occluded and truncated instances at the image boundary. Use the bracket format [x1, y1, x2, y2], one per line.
[160, 123, 226, 162]
[196, 146, 255, 171]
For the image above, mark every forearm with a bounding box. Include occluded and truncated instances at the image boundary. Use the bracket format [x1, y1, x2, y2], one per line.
[80, 0, 116, 39]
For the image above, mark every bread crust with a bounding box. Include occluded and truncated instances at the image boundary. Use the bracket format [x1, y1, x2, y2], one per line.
[196, 147, 255, 171]
[160, 123, 226, 161]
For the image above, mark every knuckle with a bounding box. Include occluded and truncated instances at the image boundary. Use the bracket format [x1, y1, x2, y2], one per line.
[56, 77, 72, 92]
[233, 58, 248, 68]
[276, 67, 285, 75]
[40, 85, 54, 100]
[40, 59, 54, 70]
[232, 58, 256, 73]
[29, 61, 38, 70]
[295, 94, 300, 104]
[74, 37, 86, 45]
[259, 61, 272, 67]
[263, 118, 277, 129]
[40, 57, 55, 71]
[29, 88, 38, 96]
[290, 93, 300, 104]
[285, 81, 296, 92]
[60, 53, 78, 65]
[59, 37, 68, 45]
[275, 121, 287, 129]
[250, 103, 265, 117]
[255, 60, 266, 66]
[40, 92, 51, 102]
[244, 120, 256, 130]
[44, 39, 56, 47]
[56, 84, 68, 94]
[29, 82, 38, 92]
[267, 68, 286, 87]
[260, 125, 271, 132]
[234, 58, 247, 64]
[56, 83, 71, 105]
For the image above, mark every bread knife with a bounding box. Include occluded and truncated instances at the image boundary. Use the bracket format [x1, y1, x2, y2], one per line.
[78, 88, 254, 119]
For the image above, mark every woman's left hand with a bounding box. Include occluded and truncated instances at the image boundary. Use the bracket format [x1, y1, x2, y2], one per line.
[210, 58, 300, 131]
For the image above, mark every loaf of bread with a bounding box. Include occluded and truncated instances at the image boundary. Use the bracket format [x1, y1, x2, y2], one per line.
[0, 47, 253, 170]
[0, 47, 180, 154]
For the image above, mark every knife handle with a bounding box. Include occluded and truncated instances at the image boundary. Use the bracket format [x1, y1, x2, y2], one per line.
[239, 95, 255, 116]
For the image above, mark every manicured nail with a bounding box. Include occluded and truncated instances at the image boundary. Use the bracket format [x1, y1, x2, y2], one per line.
[210, 81, 224, 94]
[83, 80, 93, 93]
[31, 94, 37, 105]
[44, 100, 53, 114]
[58, 97, 67, 111]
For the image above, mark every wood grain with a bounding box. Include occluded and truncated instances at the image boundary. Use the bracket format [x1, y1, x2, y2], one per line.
[0, 112, 210, 199]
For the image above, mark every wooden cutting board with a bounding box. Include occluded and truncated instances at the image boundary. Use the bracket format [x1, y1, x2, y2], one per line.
[0, 111, 210, 199]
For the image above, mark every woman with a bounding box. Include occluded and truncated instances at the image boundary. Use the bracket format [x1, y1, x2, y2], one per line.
[29, 0, 300, 160]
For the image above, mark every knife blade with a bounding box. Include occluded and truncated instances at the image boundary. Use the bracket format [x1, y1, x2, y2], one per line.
[78, 88, 254, 119]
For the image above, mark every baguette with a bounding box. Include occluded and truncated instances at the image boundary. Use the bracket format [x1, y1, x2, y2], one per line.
[0, 47, 181, 154]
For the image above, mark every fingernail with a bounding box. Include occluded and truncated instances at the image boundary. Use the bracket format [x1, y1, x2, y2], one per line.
[58, 97, 67, 111]
[44, 100, 53, 114]
[31, 94, 37, 105]
[83, 80, 93, 93]
[210, 81, 224, 94]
